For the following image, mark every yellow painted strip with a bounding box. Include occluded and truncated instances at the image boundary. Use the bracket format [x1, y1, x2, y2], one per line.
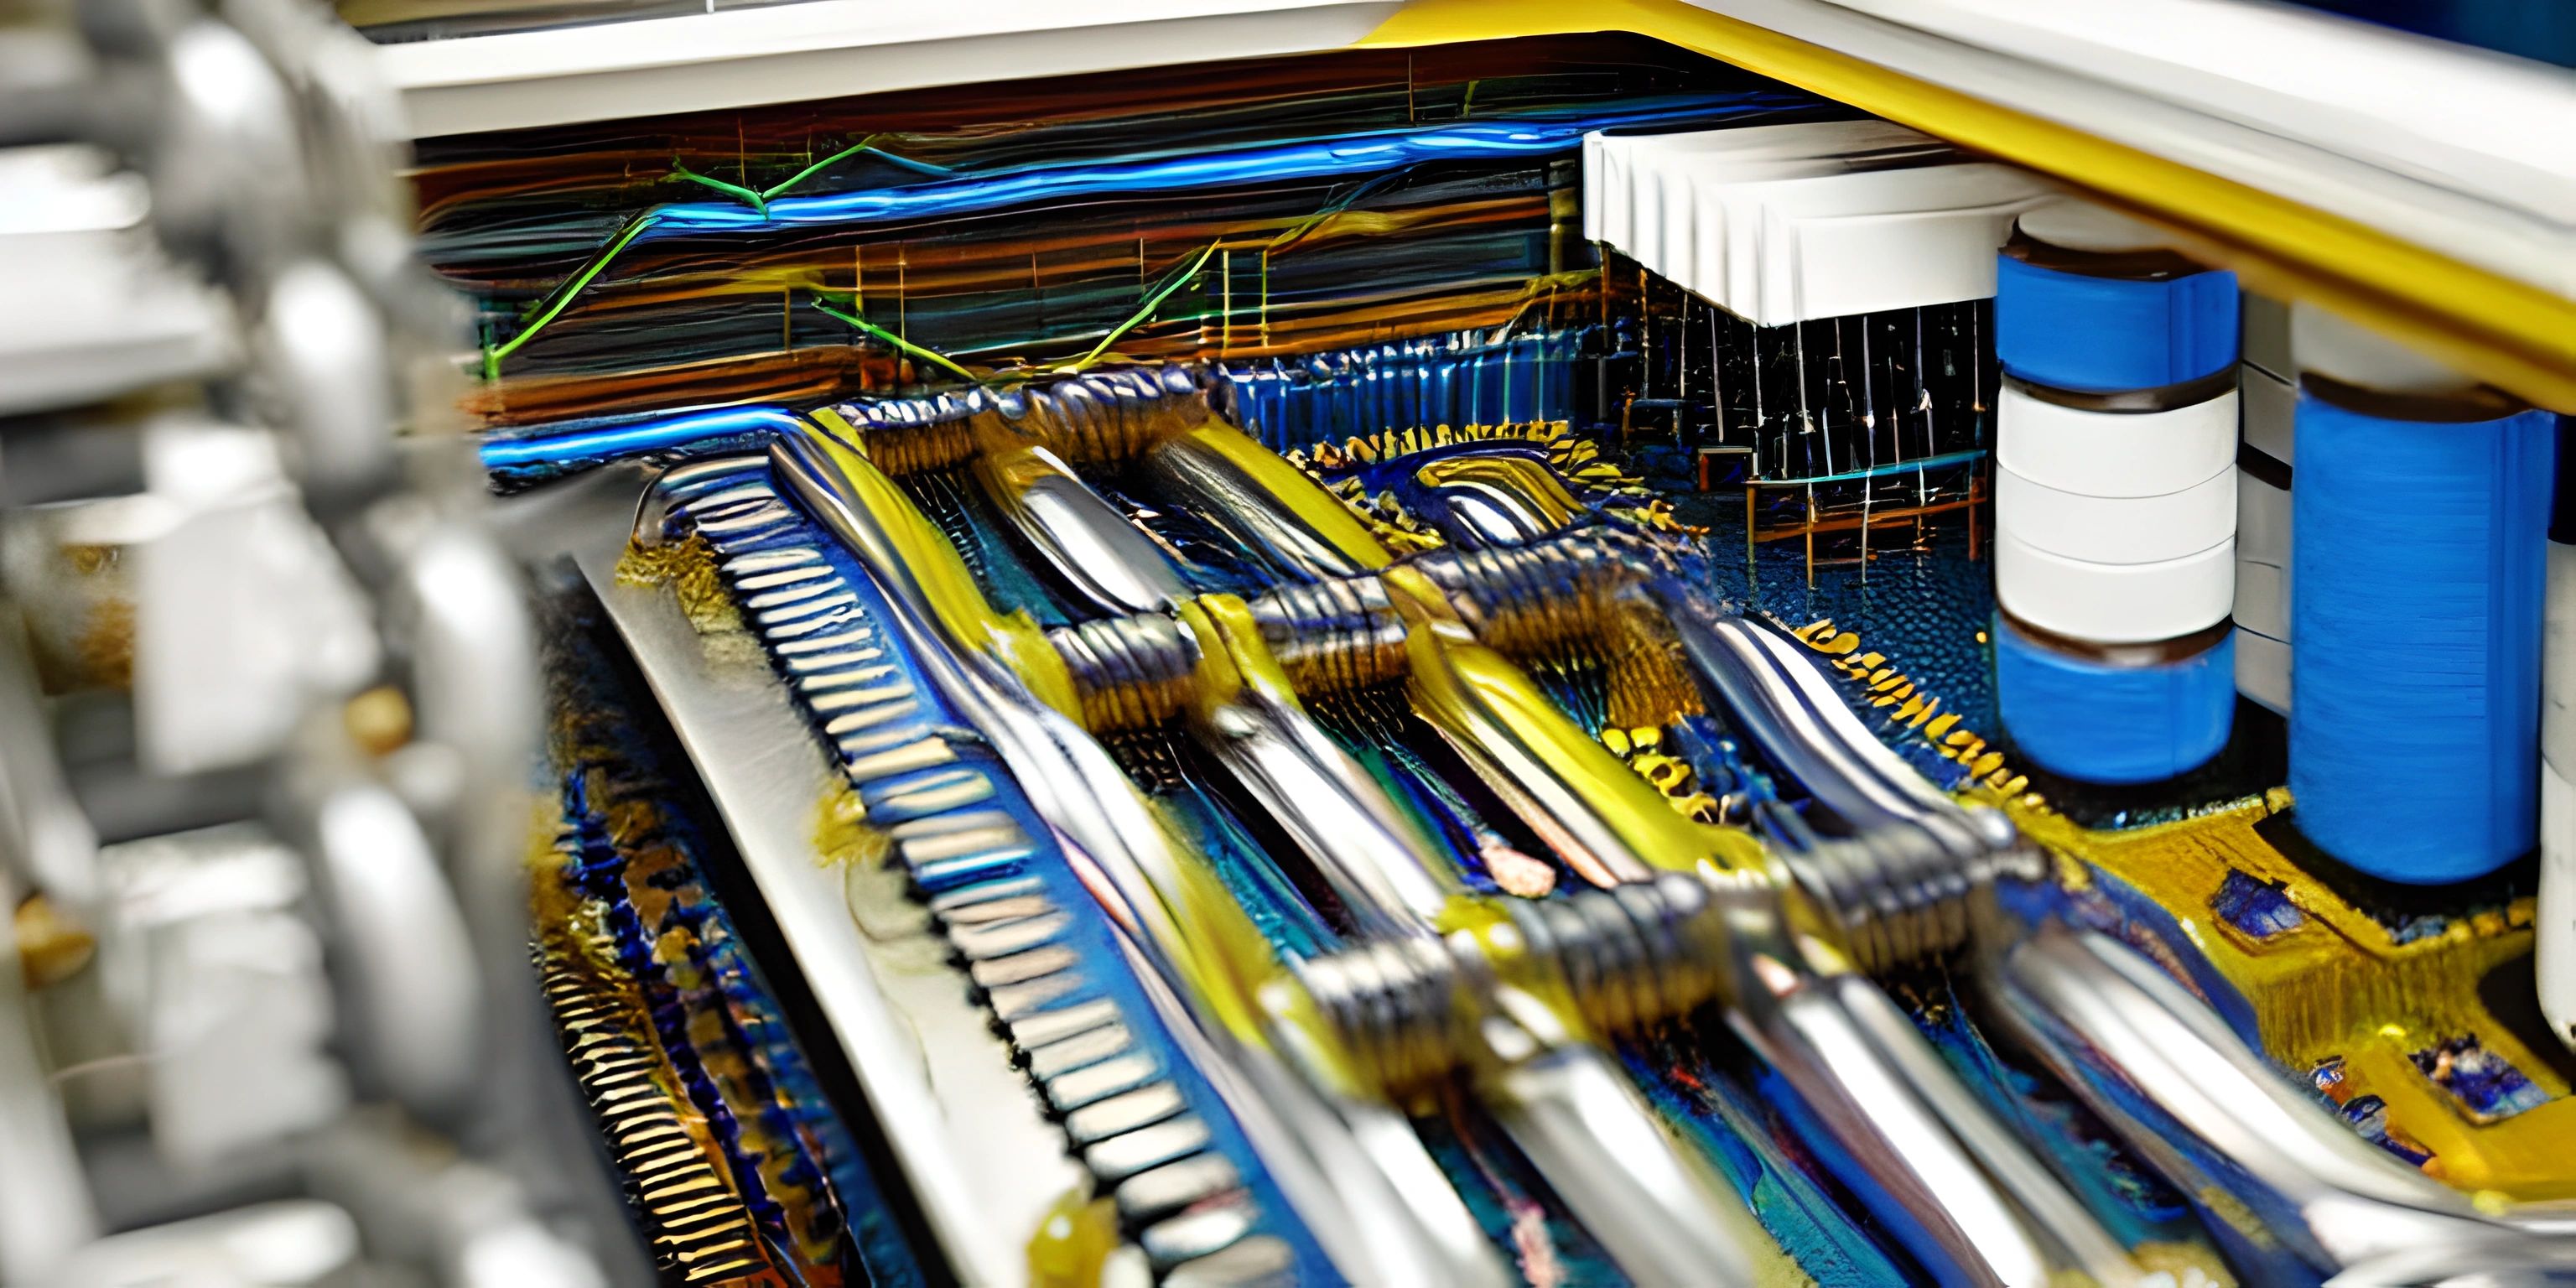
[1362, 0, 2576, 412]
[1176, 420, 1397, 569]
[789, 423, 1084, 719]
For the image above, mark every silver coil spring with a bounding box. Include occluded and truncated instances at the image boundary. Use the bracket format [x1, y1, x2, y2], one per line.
[1247, 574, 1409, 694]
[1296, 872, 1732, 1094]
[839, 391, 986, 476]
[1505, 871, 1732, 1034]
[1003, 366, 1207, 468]
[839, 366, 1209, 476]
[1783, 830, 2043, 975]
[1292, 936, 1461, 1096]
[1417, 530, 2033, 976]
[1414, 529, 1674, 657]
[1046, 611, 1199, 732]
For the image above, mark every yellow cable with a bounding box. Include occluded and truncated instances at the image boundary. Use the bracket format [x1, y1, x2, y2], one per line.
[1362, 0, 2576, 413]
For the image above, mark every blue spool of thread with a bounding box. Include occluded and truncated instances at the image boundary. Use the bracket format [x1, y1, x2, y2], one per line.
[2291, 396, 2557, 882]
[1992, 236, 2240, 785]
[1994, 256, 2239, 393]
[1994, 617, 2236, 785]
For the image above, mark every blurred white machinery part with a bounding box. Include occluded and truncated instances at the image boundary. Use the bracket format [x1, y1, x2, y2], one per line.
[2235, 291, 2295, 718]
[0, 1, 633, 1284]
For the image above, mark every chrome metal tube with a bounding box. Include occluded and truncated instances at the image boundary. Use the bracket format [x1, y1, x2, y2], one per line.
[972, 444, 1192, 615]
[1731, 967, 2132, 1288]
[1138, 431, 2129, 1286]
[1488, 1041, 1779, 1288]
[1194, 683, 1462, 932]
[1136, 424, 1392, 582]
[1993, 924, 2532, 1276]
[970, 423, 1770, 1286]
[768, 427, 1509, 1287]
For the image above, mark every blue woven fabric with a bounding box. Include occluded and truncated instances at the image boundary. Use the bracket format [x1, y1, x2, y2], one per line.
[2290, 397, 2557, 882]
[1995, 256, 2241, 392]
[1222, 330, 1583, 450]
[1994, 615, 2235, 784]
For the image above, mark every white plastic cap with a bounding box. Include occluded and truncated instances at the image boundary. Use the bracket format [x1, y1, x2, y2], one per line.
[2292, 303, 2479, 395]
[2015, 200, 2170, 254]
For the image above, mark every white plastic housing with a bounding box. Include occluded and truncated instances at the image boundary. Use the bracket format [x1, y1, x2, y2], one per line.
[1997, 383, 2240, 497]
[1995, 530, 2236, 645]
[1583, 119, 2056, 325]
[2543, 543, 2576, 1052]
[1996, 466, 2236, 568]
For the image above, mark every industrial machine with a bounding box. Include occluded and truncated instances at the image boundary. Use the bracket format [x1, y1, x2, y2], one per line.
[3, 2, 2572, 1285]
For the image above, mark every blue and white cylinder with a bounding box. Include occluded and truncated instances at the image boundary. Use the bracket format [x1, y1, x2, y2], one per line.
[2545, 450, 2575, 1046]
[2235, 293, 2297, 715]
[2288, 308, 2556, 883]
[1992, 205, 2241, 784]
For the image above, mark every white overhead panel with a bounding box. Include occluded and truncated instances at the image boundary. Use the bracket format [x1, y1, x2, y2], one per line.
[377, 0, 1407, 138]
[1679, 0, 2576, 304]
[370, 0, 2576, 318]
[1583, 119, 2055, 326]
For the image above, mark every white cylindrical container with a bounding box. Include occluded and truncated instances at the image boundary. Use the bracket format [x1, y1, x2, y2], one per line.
[1991, 205, 2241, 785]
[2542, 432, 2574, 1052]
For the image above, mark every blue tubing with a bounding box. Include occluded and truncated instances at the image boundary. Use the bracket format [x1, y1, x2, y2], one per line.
[2289, 397, 2557, 882]
[1994, 615, 2236, 785]
[1994, 257, 2240, 392]
[480, 405, 810, 480]
[635, 98, 1800, 236]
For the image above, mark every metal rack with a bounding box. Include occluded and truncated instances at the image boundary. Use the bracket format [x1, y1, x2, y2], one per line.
[366, 0, 2576, 412]
[0, 3, 636, 1281]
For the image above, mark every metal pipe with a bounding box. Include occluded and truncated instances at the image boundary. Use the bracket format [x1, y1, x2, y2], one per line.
[965, 424, 1768, 1285]
[1129, 431, 2140, 1287]
[972, 443, 1191, 616]
[767, 424, 1509, 1287]
[1992, 923, 2540, 1278]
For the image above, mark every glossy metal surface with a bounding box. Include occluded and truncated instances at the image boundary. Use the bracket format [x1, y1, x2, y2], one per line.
[1994, 923, 2545, 1277]
[611, 387, 2576, 1287]
[976, 427, 1782, 1285]
[1487, 1039, 1778, 1288]
[1731, 967, 2119, 1288]
[1268, 457, 2128, 1286]
[1138, 423, 1394, 582]
[1412, 453, 1587, 544]
[1173, 599, 1463, 932]
[769, 427, 1509, 1286]
[969, 450, 1467, 925]
[504, 465, 1084, 1287]
[974, 443, 1192, 615]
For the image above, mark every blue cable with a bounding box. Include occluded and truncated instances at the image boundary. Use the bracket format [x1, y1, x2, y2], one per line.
[1994, 257, 2239, 393]
[645, 98, 1808, 236]
[1993, 616, 2235, 785]
[2289, 396, 2556, 882]
[481, 405, 809, 479]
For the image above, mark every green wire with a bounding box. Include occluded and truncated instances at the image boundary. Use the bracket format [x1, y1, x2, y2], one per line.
[481, 211, 662, 381]
[667, 164, 768, 213]
[759, 136, 952, 199]
[486, 138, 952, 381]
[1067, 240, 1220, 372]
[751, 142, 874, 210]
[808, 295, 983, 386]
[670, 135, 953, 216]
